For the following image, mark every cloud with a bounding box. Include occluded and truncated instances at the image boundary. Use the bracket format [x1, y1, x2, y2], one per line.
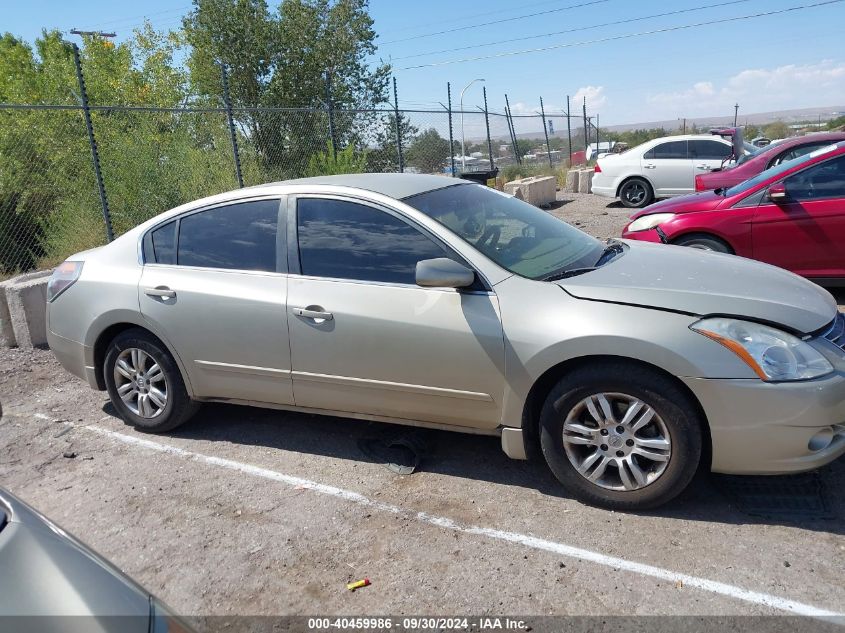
[645, 60, 845, 118]
[572, 85, 607, 111]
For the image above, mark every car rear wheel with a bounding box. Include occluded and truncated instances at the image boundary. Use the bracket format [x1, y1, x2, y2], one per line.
[104, 328, 199, 433]
[673, 233, 733, 253]
[619, 178, 653, 208]
[539, 363, 703, 510]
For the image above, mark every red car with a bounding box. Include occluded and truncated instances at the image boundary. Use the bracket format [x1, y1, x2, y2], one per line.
[695, 131, 845, 192]
[621, 141, 845, 281]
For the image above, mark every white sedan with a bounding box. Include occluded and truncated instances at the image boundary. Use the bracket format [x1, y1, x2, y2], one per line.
[591, 135, 733, 208]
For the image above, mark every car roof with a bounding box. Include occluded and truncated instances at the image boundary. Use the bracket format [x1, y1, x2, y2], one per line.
[753, 131, 845, 153]
[258, 173, 469, 200]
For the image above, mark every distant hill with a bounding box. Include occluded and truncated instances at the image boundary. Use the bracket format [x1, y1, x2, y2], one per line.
[500, 105, 845, 140]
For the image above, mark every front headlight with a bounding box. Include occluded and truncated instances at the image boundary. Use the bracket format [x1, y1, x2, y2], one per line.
[627, 213, 675, 232]
[690, 317, 833, 381]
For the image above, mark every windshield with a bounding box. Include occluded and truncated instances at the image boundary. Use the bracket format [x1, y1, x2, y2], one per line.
[404, 184, 603, 280]
[725, 143, 840, 197]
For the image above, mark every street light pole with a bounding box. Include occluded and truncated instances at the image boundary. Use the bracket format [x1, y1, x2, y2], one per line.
[460, 78, 485, 173]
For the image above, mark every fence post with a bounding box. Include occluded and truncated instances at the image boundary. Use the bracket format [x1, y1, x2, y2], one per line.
[482, 87, 494, 171]
[566, 95, 572, 167]
[504, 94, 521, 166]
[596, 113, 600, 158]
[71, 43, 113, 243]
[324, 70, 337, 160]
[447, 83, 456, 177]
[221, 64, 244, 188]
[582, 96, 588, 153]
[540, 96, 552, 168]
[392, 77, 404, 173]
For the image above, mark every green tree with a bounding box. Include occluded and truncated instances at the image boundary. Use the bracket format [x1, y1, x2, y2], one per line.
[366, 112, 417, 173]
[305, 141, 367, 175]
[406, 128, 450, 174]
[763, 121, 790, 140]
[183, 0, 390, 178]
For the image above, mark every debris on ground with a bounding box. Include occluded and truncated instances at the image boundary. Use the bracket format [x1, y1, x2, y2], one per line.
[346, 578, 371, 591]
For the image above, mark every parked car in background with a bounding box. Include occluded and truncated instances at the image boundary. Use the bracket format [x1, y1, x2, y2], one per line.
[622, 141, 845, 281]
[592, 135, 734, 208]
[695, 132, 845, 192]
[0, 488, 191, 633]
[46, 174, 845, 510]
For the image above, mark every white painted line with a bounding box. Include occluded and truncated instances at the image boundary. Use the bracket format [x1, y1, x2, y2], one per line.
[83, 424, 841, 618]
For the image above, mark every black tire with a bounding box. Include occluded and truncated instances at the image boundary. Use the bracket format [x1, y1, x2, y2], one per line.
[673, 233, 733, 253]
[618, 178, 653, 208]
[539, 362, 703, 510]
[104, 328, 199, 433]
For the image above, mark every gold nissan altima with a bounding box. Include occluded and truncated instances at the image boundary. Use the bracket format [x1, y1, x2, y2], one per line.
[46, 174, 845, 510]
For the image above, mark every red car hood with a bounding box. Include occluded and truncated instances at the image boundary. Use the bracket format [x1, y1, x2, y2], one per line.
[629, 190, 727, 220]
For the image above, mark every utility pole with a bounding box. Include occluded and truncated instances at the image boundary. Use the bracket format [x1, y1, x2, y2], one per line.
[734, 103, 739, 127]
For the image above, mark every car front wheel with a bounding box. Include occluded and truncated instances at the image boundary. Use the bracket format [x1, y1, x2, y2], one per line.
[539, 363, 703, 510]
[104, 328, 199, 433]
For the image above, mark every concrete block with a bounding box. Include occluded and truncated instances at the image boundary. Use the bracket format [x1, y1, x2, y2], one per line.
[503, 175, 556, 206]
[5, 271, 51, 348]
[578, 168, 595, 194]
[565, 170, 579, 193]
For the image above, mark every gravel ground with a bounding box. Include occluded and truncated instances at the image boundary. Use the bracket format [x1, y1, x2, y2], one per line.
[1, 194, 844, 628]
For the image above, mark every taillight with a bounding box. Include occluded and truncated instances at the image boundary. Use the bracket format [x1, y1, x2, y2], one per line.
[47, 261, 84, 302]
[594, 162, 602, 173]
[694, 175, 704, 192]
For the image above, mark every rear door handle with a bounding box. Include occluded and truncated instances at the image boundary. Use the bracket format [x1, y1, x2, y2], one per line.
[293, 307, 333, 321]
[144, 286, 176, 299]
[644, 164, 656, 169]
[696, 164, 713, 170]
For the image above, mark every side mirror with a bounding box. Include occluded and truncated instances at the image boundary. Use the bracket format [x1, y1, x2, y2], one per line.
[768, 182, 788, 203]
[415, 258, 475, 289]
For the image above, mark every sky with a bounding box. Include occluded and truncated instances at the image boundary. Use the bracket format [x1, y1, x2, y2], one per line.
[5, 0, 845, 130]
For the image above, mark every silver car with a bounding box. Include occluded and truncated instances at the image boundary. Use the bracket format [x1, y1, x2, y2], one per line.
[0, 488, 191, 631]
[46, 174, 845, 509]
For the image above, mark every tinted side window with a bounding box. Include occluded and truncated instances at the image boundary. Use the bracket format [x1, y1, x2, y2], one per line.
[150, 220, 176, 265]
[297, 198, 447, 284]
[783, 155, 845, 201]
[771, 143, 829, 167]
[177, 199, 280, 271]
[689, 140, 731, 160]
[649, 141, 688, 159]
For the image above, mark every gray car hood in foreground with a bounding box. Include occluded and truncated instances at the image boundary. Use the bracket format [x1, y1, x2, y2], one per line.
[559, 241, 837, 334]
[0, 489, 150, 631]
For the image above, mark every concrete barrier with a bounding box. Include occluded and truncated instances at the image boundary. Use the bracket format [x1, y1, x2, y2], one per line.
[578, 168, 595, 194]
[564, 170, 579, 193]
[504, 176, 556, 206]
[1, 270, 51, 348]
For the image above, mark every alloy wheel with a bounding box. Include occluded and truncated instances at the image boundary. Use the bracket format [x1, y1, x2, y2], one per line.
[561, 392, 671, 491]
[623, 183, 646, 205]
[113, 348, 168, 419]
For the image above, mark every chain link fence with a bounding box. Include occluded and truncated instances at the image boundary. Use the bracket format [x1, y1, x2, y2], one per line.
[1, 98, 589, 276]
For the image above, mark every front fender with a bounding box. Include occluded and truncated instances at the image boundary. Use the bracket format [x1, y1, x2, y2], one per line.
[495, 277, 757, 428]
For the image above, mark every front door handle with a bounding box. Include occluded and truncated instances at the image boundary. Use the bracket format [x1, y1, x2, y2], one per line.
[293, 306, 333, 321]
[144, 286, 176, 299]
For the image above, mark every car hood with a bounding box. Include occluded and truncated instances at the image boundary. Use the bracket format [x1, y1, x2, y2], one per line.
[629, 190, 727, 219]
[0, 489, 151, 626]
[558, 241, 837, 334]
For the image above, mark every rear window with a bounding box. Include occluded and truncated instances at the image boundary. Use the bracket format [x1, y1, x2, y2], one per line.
[644, 141, 688, 160]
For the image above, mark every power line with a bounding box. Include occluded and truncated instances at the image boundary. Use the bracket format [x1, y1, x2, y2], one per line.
[394, 0, 754, 61]
[77, 5, 191, 32]
[380, 0, 612, 46]
[398, 0, 844, 70]
[377, 0, 586, 36]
